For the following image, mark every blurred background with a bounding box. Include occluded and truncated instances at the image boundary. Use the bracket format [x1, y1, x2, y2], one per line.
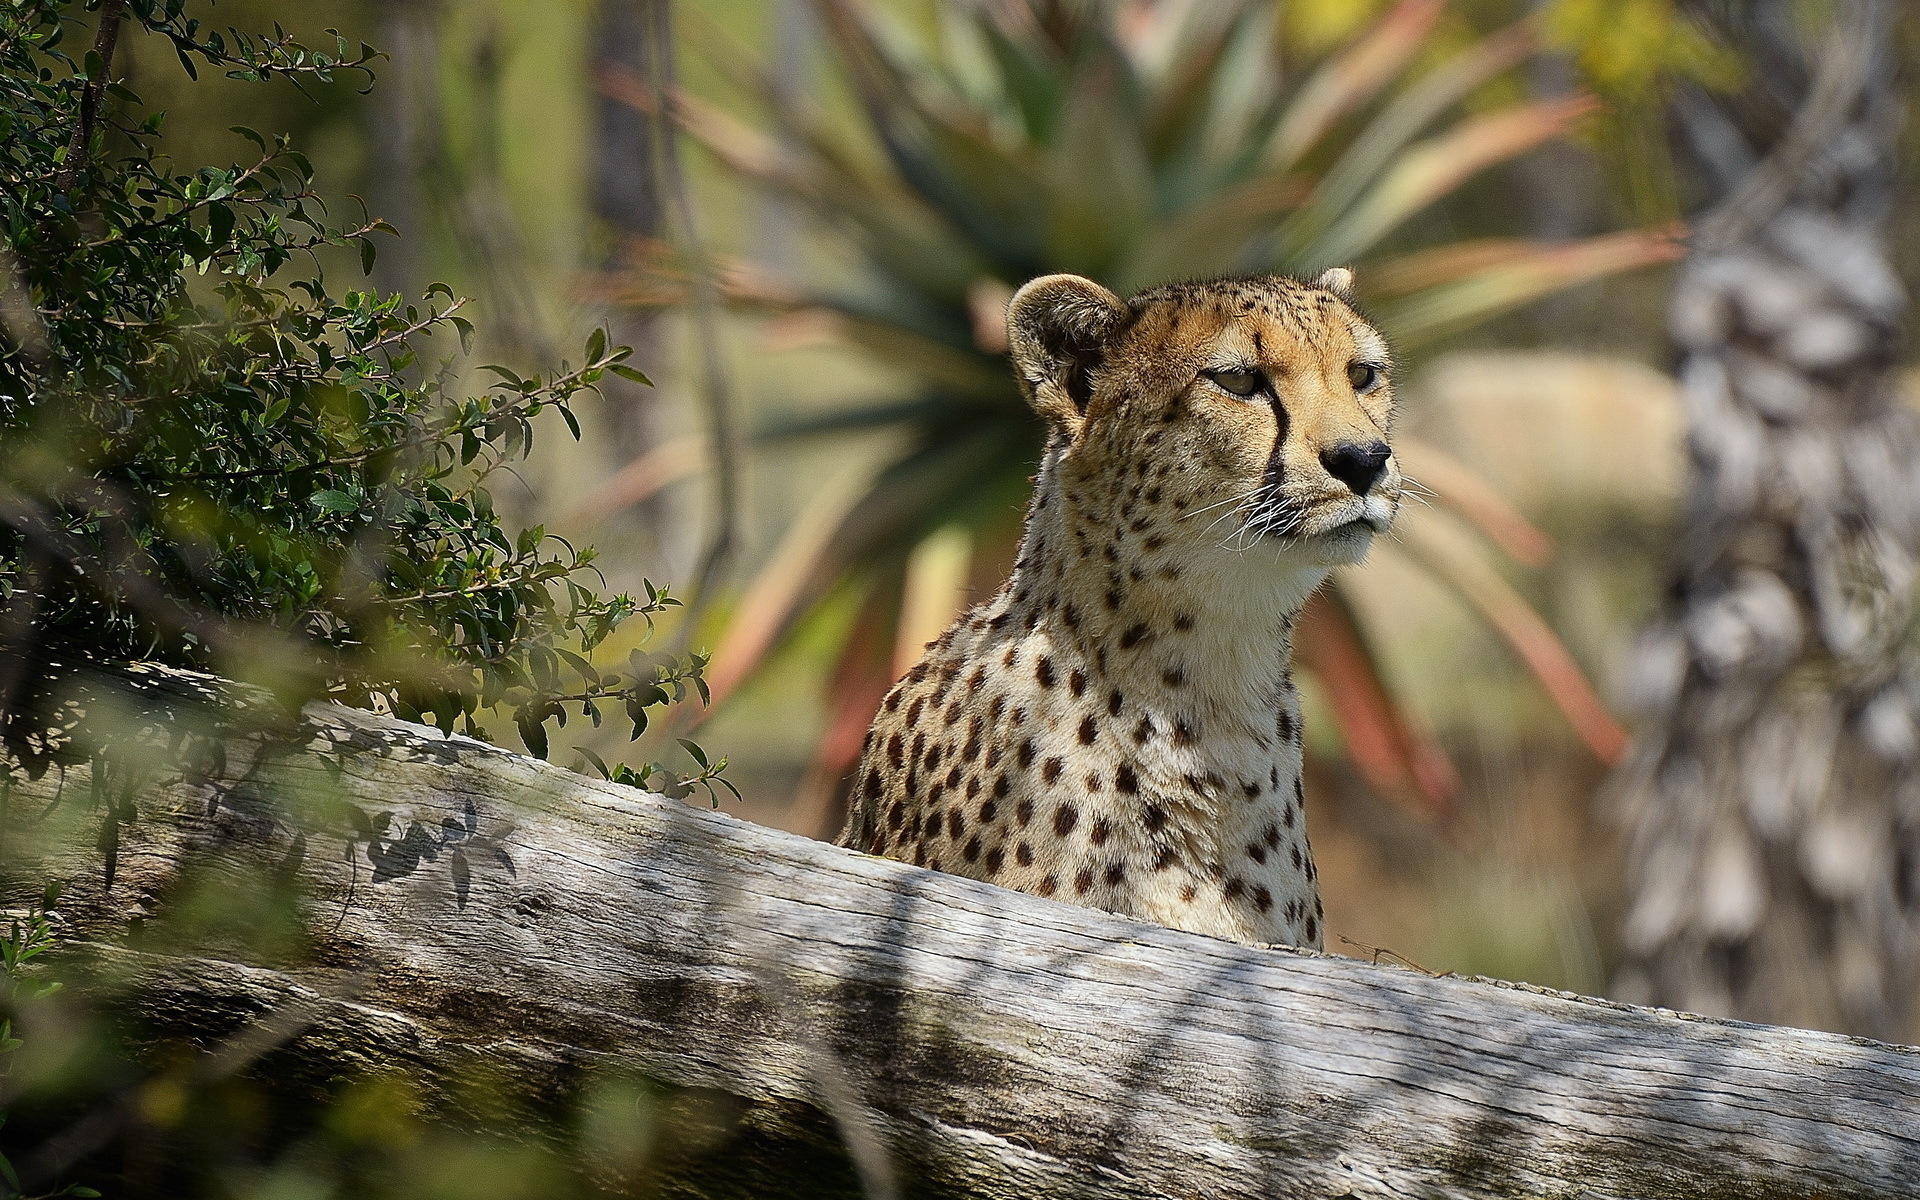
[108, 0, 1920, 1027]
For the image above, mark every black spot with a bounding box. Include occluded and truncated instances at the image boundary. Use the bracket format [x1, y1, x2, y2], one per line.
[1174, 614, 1194, 632]
[1019, 739, 1036, 769]
[946, 765, 962, 789]
[944, 700, 962, 725]
[1243, 781, 1260, 798]
[1039, 875, 1058, 897]
[1173, 720, 1196, 746]
[1016, 797, 1034, 825]
[1247, 842, 1268, 865]
[864, 768, 883, 799]
[1069, 669, 1086, 697]
[984, 846, 1004, 874]
[1104, 862, 1126, 887]
[994, 775, 1011, 798]
[887, 733, 905, 769]
[1224, 877, 1246, 901]
[1142, 803, 1167, 832]
[1153, 846, 1178, 871]
[1108, 691, 1124, 716]
[1085, 771, 1103, 792]
[1053, 803, 1078, 835]
[1290, 845, 1303, 870]
[1305, 915, 1318, 943]
[1119, 624, 1149, 649]
[907, 697, 925, 725]
[1264, 824, 1282, 848]
[1116, 764, 1139, 793]
[963, 835, 981, 863]
[1078, 715, 1098, 745]
[1043, 757, 1064, 784]
[1036, 656, 1056, 688]
[1162, 666, 1186, 688]
[948, 809, 966, 839]
[1091, 818, 1112, 846]
[1132, 716, 1155, 744]
[1254, 886, 1273, 913]
[1016, 841, 1034, 866]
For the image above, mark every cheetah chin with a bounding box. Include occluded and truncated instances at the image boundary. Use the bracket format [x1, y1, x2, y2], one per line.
[840, 269, 1402, 950]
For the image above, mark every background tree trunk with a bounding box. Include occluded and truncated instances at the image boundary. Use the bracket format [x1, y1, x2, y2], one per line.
[589, 0, 666, 467]
[1612, 0, 1920, 1040]
[8, 669, 1920, 1199]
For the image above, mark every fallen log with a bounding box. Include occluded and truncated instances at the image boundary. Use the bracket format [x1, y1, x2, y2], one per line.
[8, 672, 1920, 1199]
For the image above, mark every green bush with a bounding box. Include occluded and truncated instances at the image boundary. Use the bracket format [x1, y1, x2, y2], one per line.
[0, 0, 724, 797]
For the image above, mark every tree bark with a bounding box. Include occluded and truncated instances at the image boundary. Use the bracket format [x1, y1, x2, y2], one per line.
[1613, 0, 1920, 1041]
[8, 669, 1920, 1199]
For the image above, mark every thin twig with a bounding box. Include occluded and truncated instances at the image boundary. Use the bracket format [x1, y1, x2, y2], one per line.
[644, 0, 741, 630]
[53, 0, 128, 193]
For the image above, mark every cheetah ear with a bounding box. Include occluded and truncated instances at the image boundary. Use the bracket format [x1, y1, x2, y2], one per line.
[1314, 266, 1356, 300]
[1007, 273, 1127, 434]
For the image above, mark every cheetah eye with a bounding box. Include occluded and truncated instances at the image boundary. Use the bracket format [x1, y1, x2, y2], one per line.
[1347, 361, 1383, 393]
[1205, 368, 1265, 398]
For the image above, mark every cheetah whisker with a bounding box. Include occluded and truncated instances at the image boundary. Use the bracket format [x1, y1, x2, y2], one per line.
[1180, 485, 1267, 524]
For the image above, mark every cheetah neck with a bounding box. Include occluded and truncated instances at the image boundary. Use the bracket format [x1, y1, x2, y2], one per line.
[997, 446, 1325, 736]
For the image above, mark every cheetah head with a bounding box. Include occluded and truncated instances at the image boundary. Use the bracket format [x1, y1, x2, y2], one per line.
[1007, 271, 1400, 574]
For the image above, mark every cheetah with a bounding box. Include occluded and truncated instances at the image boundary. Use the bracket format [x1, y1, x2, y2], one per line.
[838, 269, 1401, 948]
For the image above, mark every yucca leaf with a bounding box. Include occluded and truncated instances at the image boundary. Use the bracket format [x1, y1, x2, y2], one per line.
[1048, 63, 1156, 274]
[1116, 170, 1312, 290]
[1261, 0, 1446, 174]
[700, 465, 877, 708]
[1393, 511, 1629, 764]
[1276, 19, 1539, 264]
[1140, 4, 1256, 164]
[1306, 95, 1601, 267]
[1393, 436, 1554, 567]
[784, 592, 903, 838]
[812, 0, 1050, 266]
[672, 85, 990, 303]
[703, 424, 1024, 707]
[1373, 226, 1685, 345]
[751, 395, 968, 444]
[1295, 583, 1459, 815]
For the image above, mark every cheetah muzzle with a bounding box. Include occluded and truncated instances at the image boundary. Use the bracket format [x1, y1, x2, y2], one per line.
[838, 269, 1402, 949]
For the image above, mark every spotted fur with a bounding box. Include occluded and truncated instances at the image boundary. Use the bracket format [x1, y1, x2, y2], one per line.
[838, 271, 1402, 948]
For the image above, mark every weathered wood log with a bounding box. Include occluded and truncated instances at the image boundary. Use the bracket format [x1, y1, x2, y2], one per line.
[11, 675, 1920, 1199]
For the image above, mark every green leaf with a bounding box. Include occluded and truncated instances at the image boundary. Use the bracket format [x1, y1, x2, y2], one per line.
[310, 490, 357, 513]
[677, 738, 710, 769]
[610, 364, 653, 385]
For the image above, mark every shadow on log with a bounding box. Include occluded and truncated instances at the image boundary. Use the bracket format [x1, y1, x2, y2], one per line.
[8, 667, 1920, 1198]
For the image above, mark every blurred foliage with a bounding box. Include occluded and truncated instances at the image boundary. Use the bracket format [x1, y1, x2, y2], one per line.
[0, 3, 738, 1194]
[648, 0, 1682, 814]
[0, 0, 727, 795]
[1542, 0, 1744, 221]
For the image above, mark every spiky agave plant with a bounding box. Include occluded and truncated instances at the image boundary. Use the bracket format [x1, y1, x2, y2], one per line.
[625, 0, 1680, 823]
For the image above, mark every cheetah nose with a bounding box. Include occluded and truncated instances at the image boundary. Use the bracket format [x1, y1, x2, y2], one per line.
[1320, 441, 1391, 496]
